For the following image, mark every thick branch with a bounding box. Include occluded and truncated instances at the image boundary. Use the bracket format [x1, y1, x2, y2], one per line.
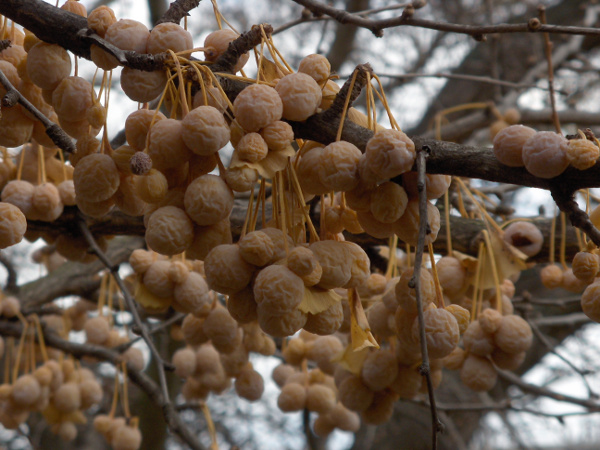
[157, 0, 202, 25]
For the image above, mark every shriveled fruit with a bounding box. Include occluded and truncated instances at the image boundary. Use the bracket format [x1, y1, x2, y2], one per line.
[147, 22, 193, 54]
[503, 221, 543, 257]
[522, 131, 569, 178]
[298, 54, 331, 84]
[319, 141, 361, 192]
[233, 84, 283, 132]
[254, 265, 304, 315]
[121, 68, 167, 103]
[338, 375, 374, 412]
[364, 129, 415, 180]
[361, 350, 398, 391]
[235, 366, 264, 402]
[181, 106, 230, 156]
[278, 382, 306, 412]
[493, 314, 532, 354]
[26, 43, 71, 91]
[567, 138, 599, 170]
[145, 206, 194, 256]
[460, 354, 497, 392]
[581, 281, 600, 322]
[73, 154, 120, 202]
[0, 202, 26, 249]
[184, 174, 234, 226]
[412, 307, 460, 359]
[493, 124, 536, 167]
[204, 244, 255, 295]
[204, 29, 249, 72]
[276, 72, 322, 121]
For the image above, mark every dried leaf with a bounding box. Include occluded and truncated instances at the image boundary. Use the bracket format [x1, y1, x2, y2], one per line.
[258, 58, 286, 83]
[478, 231, 527, 290]
[349, 288, 379, 351]
[230, 146, 295, 179]
[134, 280, 172, 313]
[298, 286, 341, 315]
[331, 343, 369, 375]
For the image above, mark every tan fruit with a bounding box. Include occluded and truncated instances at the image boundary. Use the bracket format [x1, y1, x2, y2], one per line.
[540, 264, 563, 289]
[181, 314, 208, 346]
[493, 124, 536, 167]
[11, 374, 41, 407]
[0, 105, 33, 147]
[112, 425, 142, 450]
[567, 138, 599, 170]
[493, 314, 532, 354]
[503, 221, 543, 257]
[147, 22, 193, 54]
[254, 265, 304, 315]
[318, 140, 361, 191]
[412, 307, 460, 359]
[52, 76, 93, 122]
[278, 382, 307, 412]
[304, 301, 344, 336]
[53, 382, 81, 413]
[184, 174, 234, 226]
[147, 118, 192, 171]
[87, 5, 116, 37]
[361, 350, 398, 391]
[173, 348, 197, 378]
[260, 121, 294, 151]
[238, 230, 275, 266]
[257, 304, 307, 337]
[173, 271, 212, 317]
[125, 109, 166, 151]
[298, 54, 331, 84]
[181, 105, 230, 156]
[581, 281, 600, 322]
[463, 321, 495, 356]
[233, 83, 283, 132]
[121, 68, 167, 103]
[395, 268, 436, 314]
[235, 366, 264, 402]
[143, 260, 175, 298]
[442, 346, 466, 371]
[460, 354, 497, 392]
[276, 72, 322, 121]
[26, 42, 71, 91]
[338, 375, 374, 412]
[522, 131, 569, 178]
[370, 181, 409, 223]
[145, 206, 194, 255]
[204, 29, 249, 72]
[204, 244, 255, 295]
[362, 390, 396, 425]
[73, 153, 120, 202]
[436, 256, 466, 298]
[186, 219, 232, 261]
[79, 379, 103, 409]
[394, 199, 441, 247]
[491, 348, 526, 371]
[306, 384, 336, 414]
[572, 251, 600, 282]
[364, 129, 415, 180]
[235, 132, 268, 163]
[0, 202, 26, 249]
[84, 316, 110, 345]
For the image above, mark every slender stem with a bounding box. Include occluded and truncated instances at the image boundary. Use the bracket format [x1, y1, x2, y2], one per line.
[410, 145, 443, 448]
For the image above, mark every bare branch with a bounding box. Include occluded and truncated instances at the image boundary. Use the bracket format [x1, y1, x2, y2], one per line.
[411, 146, 443, 448]
[157, 0, 202, 25]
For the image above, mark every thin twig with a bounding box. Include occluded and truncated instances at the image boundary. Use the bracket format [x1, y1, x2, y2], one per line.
[0, 68, 75, 154]
[551, 189, 600, 247]
[291, 0, 600, 38]
[0, 251, 18, 293]
[76, 220, 176, 410]
[273, 2, 412, 35]
[497, 369, 600, 410]
[369, 72, 568, 94]
[539, 6, 561, 133]
[525, 314, 596, 397]
[410, 145, 443, 448]
[157, 0, 202, 25]
[211, 24, 273, 73]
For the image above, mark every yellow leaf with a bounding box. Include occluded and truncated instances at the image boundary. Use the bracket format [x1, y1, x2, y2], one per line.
[349, 288, 379, 351]
[298, 286, 341, 315]
[258, 58, 287, 83]
[478, 231, 527, 290]
[331, 344, 369, 375]
[229, 146, 295, 179]
[134, 280, 172, 313]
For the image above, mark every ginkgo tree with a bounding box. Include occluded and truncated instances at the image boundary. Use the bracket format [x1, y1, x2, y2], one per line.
[0, 0, 598, 449]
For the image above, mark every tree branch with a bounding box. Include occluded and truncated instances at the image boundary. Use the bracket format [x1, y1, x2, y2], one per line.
[156, 0, 202, 25]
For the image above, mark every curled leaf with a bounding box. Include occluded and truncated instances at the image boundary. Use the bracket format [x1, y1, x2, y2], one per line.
[349, 288, 379, 351]
[298, 286, 341, 315]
